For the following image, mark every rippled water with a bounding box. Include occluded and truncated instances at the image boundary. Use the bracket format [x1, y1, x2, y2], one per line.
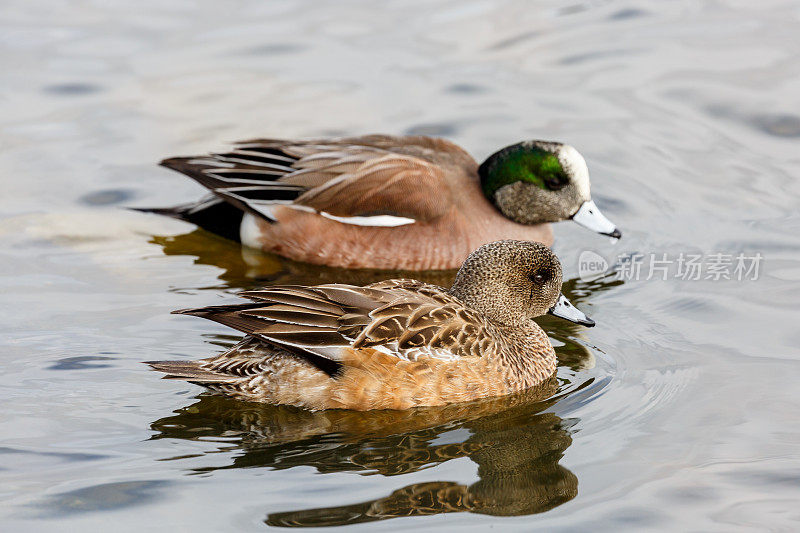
[2, 0, 800, 530]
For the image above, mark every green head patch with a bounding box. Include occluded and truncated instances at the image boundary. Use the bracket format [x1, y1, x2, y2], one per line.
[478, 142, 570, 199]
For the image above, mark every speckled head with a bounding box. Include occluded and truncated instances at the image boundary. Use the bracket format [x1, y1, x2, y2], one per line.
[449, 240, 593, 328]
[478, 141, 621, 239]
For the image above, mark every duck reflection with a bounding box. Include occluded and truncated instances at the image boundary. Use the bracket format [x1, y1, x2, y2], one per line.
[151, 378, 579, 525]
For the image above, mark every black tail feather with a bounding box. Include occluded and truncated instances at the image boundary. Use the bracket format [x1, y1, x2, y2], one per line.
[133, 196, 244, 242]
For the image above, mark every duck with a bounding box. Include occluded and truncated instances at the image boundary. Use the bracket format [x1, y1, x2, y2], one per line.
[148, 240, 595, 411]
[142, 135, 620, 270]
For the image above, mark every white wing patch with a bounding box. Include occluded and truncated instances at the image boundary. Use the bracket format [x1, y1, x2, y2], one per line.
[238, 199, 415, 247]
[319, 212, 415, 227]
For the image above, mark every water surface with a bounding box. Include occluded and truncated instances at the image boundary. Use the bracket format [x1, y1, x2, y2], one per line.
[2, 0, 800, 531]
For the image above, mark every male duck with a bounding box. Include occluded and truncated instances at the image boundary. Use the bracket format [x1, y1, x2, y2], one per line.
[145, 135, 620, 270]
[149, 240, 594, 411]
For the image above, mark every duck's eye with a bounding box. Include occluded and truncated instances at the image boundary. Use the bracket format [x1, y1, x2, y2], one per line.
[543, 172, 569, 190]
[530, 273, 545, 284]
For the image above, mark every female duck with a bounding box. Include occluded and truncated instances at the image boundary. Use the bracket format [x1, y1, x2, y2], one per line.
[145, 135, 620, 270]
[149, 240, 594, 411]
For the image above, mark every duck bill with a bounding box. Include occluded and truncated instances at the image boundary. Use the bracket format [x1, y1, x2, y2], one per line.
[571, 200, 621, 239]
[548, 294, 595, 327]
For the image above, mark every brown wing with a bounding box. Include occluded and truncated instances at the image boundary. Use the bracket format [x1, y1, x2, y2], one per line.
[352, 280, 494, 360]
[157, 135, 473, 225]
[293, 155, 450, 222]
[173, 281, 493, 368]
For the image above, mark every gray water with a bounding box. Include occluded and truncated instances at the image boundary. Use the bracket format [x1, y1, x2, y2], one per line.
[2, 0, 800, 530]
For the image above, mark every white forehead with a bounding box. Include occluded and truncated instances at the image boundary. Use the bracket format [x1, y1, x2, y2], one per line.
[557, 144, 590, 198]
